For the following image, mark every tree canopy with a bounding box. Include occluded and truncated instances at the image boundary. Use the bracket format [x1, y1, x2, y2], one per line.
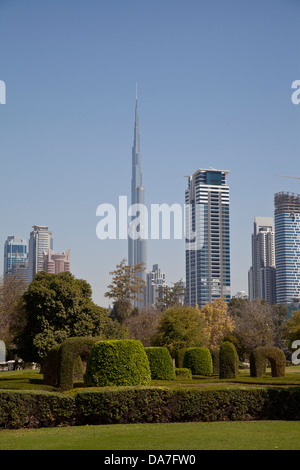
[105, 258, 146, 304]
[16, 271, 117, 361]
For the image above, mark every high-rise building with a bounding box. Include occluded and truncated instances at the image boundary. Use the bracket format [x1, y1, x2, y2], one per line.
[146, 264, 166, 306]
[274, 192, 300, 304]
[3, 235, 28, 280]
[248, 216, 276, 305]
[28, 225, 53, 282]
[185, 168, 231, 307]
[128, 89, 147, 306]
[43, 248, 70, 274]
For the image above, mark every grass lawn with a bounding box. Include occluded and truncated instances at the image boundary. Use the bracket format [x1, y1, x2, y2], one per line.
[0, 420, 300, 450]
[0, 367, 300, 450]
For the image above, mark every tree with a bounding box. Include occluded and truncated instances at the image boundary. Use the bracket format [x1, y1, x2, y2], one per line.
[0, 275, 27, 355]
[231, 298, 276, 355]
[125, 307, 162, 346]
[16, 271, 119, 362]
[284, 310, 300, 349]
[156, 281, 186, 310]
[200, 298, 235, 349]
[151, 305, 208, 358]
[105, 259, 146, 304]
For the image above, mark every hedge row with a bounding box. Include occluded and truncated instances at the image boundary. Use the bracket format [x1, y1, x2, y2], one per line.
[1, 386, 300, 429]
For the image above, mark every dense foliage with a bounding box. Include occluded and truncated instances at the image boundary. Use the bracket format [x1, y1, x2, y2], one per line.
[183, 347, 213, 376]
[16, 272, 121, 362]
[250, 346, 286, 378]
[144, 347, 175, 380]
[219, 341, 239, 379]
[84, 339, 151, 387]
[1, 386, 300, 429]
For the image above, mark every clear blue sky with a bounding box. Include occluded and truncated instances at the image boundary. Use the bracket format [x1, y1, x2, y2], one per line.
[0, 0, 299, 307]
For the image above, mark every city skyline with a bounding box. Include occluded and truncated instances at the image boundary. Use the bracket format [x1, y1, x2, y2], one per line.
[0, 1, 299, 307]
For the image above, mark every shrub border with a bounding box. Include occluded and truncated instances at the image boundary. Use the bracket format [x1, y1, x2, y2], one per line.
[1, 386, 300, 429]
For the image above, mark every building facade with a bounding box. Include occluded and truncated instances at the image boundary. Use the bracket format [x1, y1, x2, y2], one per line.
[185, 168, 231, 307]
[3, 235, 28, 280]
[146, 264, 166, 306]
[128, 91, 147, 306]
[248, 216, 276, 305]
[28, 225, 53, 282]
[43, 248, 70, 274]
[275, 192, 300, 304]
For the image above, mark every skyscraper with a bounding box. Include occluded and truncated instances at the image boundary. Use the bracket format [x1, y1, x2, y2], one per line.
[185, 168, 230, 307]
[146, 264, 166, 307]
[274, 192, 300, 304]
[248, 216, 276, 305]
[3, 235, 28, 280]
[28, 225, 53, 282]
[128, 89, 147, 306]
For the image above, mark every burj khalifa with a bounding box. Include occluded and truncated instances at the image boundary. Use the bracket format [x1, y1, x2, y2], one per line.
[128, 88, 147, 306]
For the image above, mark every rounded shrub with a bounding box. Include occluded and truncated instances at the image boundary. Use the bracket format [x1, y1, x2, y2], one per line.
[219, 341, 239, 379]
[84, 339, 151, 387]
[144, 347, 175, 380]
[183, 347, 213, 376]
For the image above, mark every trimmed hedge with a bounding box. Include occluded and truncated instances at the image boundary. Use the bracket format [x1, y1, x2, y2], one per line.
[144, 347, 175, 381]
[250, 346, 286, 377]
[84, 340, 151, 387]
[1, 386, 300, 429]
[183, 348, 213, 376]
[219, 341, 239, 379]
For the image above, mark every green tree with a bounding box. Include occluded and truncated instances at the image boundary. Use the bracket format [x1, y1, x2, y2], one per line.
[284, 310, 300, 349]
[105, 259, 146, 304]
[151, 305, 208, 358]
[16, 271, 117, 362]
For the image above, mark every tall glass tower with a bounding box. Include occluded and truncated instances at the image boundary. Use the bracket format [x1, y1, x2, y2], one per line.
[3, 235, 28, 279]
[185, 168, 231, 307]
[128, 90, 147, 306]
[275, 192, 300, 304]
[28, 225, 53, 282]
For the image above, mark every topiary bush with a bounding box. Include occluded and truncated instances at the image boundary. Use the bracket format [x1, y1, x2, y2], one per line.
[219, 341, 239, 379]
[57, 337, 102, 391]
[210, 348, 220, 375]
[249, 346, 286, 377]
[175, 368, 192, 379]
[144, 347, 175, 380]
[183, 347, 213, 376]
[42, 344, 60, 386]
[84, 339, 151, 387]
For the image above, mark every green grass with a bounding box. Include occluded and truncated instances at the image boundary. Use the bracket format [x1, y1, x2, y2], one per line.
[0, 421, 299, 450]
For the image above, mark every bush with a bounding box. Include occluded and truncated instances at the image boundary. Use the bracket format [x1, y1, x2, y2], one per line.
[219, 341, 239, 379]
[2, 386, 300, 429]
[42, 345, 60, 386]
[175, 368, 192, 379]
[84, 340, 151, 387]
[250, 346, 286, 377]
[183, 348, 213, 376]
[175, 349, 187, 368]
[210, 348, 220, 375]
[144, 347, 175, 380]
[57, 337, 102, 391]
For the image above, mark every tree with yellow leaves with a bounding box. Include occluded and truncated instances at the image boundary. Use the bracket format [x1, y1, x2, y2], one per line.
[200, 298, 235, 349]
